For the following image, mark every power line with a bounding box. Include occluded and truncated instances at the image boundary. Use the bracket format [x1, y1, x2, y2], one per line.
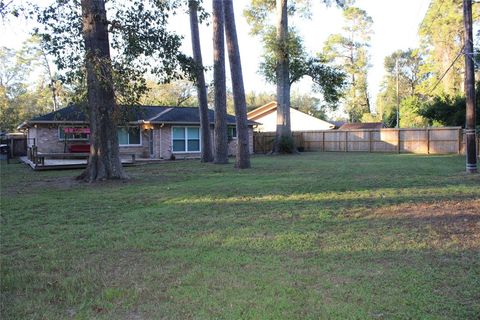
[427, 45, 465, 95]
[420, 0, 445, 33]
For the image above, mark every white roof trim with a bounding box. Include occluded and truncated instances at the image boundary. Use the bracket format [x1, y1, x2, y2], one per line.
[148, 108, 173, 121]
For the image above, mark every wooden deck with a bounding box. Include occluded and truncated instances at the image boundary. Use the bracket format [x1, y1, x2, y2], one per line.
[20, 156, 138, 171]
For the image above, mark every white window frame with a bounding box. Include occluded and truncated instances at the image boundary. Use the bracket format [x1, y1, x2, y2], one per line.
[228, 126, 237, 139]
[58, 125, 90, 141]
[118, 126, 142, 147]
[171, 126, 201, 153]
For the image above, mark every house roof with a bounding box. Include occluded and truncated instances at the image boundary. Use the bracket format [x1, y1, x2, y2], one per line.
[247, 101, 278, 121]
[18, 104, 256, 129]
[331, 121, 346, 129]
[338, 122, 385, 130]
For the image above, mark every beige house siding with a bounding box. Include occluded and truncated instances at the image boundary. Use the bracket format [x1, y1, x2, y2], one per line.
[27, 127, 37, 148]
[249, 105, 335, 132]
[28, 124, 254, 159]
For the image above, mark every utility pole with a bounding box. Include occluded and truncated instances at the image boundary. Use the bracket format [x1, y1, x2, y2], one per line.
[463, 0, 477, 173]
[396, 59, 400, 128]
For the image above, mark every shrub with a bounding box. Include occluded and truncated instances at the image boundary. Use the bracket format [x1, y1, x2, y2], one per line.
[279, 135, 295, 154]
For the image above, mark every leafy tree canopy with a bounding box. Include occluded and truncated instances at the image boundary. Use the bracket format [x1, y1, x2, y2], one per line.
[244, 0, 346, 36]
[420, 84, 480, 127]
[322, 5, 373, 122]
[10, 0, 197, 107]
[376, 49, 427, 127]
[244, 0, 347, 110]
[418, 0, 480, 96]
[0, 43, 70, 131]
[140, 80, 197, 107]
[259, 27, 345, 107]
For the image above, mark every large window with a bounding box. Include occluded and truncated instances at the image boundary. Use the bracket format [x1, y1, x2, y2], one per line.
[118, 127, 141, 146]
[58, 126, 90, 141]
[172, 127, 200, 152]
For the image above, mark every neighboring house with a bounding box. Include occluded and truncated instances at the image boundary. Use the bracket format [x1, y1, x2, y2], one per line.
[18, 104, 255, 159]
[331, 121, 346, 129]
[247, 101, 335, 132]
[338, 122, 385, 130]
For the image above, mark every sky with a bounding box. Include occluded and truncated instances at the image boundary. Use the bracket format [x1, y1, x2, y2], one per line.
[169, 0, 431, 113]
[0, 0, 432, 114]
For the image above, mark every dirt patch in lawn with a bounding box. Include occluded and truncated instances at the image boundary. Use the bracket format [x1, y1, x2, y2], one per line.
[3, 176, 82, 196]
[3, 171, 178, 197]
[365, 199, 480, 248]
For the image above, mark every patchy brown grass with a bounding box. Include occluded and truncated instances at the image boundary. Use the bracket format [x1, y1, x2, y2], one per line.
[2, 153, 479, 319]
[363, 199, 480, 249]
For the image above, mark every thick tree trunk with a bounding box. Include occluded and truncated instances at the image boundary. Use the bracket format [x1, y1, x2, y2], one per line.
[224, 0, 251, 169]
[273, 0, 292, 153]
[212, 0, 228, 164]
[78, 0, 127, 181]
[189, 0, 213, 163]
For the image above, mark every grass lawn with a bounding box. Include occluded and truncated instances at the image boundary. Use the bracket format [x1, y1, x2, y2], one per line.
[1, 152, 479, 319]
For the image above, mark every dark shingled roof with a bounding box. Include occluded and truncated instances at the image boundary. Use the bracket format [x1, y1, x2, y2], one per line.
[30, 104, 88, 122]
[338, 122, 385, 130]
[149, 107, 239, 125]
[23, 104, 255, 127]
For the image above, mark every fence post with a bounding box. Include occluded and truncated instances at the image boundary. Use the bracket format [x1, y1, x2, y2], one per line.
[321, 132, 324, 152]
[345, 131, 348, 152]
[427, 128, 430, 154]
[9, 138, 14, 158]
[397, 129, 401, 154]
[263, 134, 266, 154]
[458, 128, 462, 154]
[369, 130, 372, 152]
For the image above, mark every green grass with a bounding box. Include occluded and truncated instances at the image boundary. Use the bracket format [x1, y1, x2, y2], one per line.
[1, 152, 479, 319]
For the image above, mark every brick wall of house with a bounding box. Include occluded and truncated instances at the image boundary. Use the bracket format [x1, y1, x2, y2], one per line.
[30, 124, 254, 159]
[30, 126, 67, 153]
[119, 129, 150, 158]
[30, 124, 150, 157]
[159, 125, 254, 160]
[227, 129, 254, 155]
[158, 125, 207, 159]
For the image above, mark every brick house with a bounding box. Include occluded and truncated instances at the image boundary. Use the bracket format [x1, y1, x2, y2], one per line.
[18, 104, 256, 159]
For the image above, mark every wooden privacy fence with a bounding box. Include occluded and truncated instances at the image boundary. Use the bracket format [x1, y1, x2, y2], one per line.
[253, 127, 480, 155]
[0, 135, 27, 157]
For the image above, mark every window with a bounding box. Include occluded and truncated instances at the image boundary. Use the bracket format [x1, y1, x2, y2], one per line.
[172, 127, 200, 152]
[228, 127, 237, 140]
[118, 127, 141, 145]
[58, 126, 90, 141]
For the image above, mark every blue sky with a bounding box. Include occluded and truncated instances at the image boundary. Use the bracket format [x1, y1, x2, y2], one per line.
[0, 0, 431, 114]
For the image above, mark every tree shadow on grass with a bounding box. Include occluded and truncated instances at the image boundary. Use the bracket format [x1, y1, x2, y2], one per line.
[2, 197, 479, 319]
